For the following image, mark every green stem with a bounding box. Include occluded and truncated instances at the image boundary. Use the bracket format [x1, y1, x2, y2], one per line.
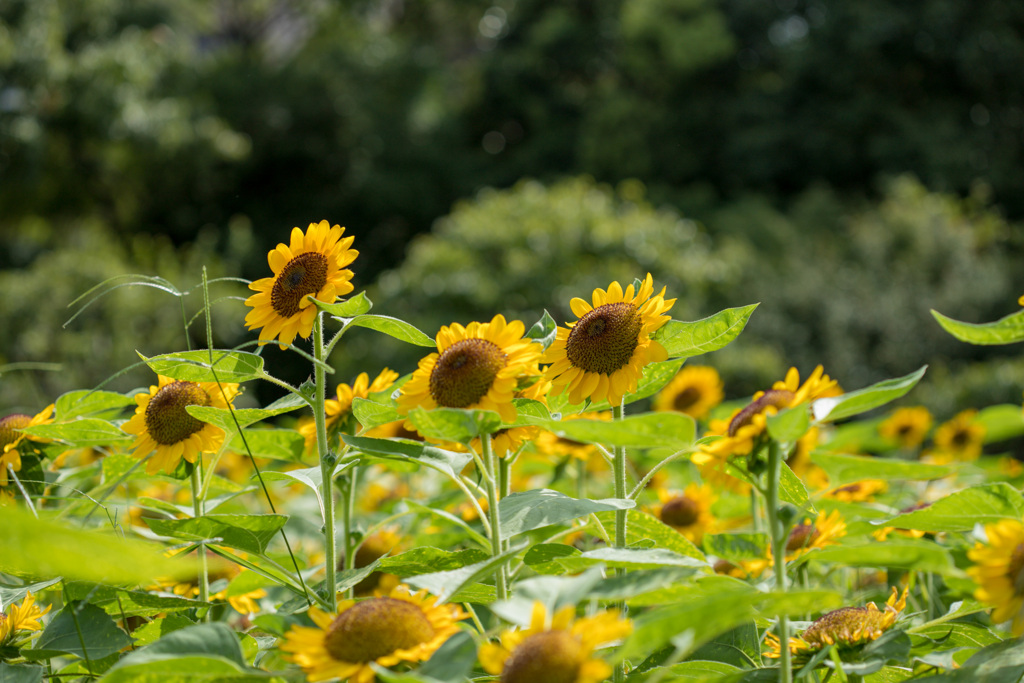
[576, 457, 587, 502]
[766, 441, 792, 683]
[190, 465, 210, 615]
[341, 465, 359, 599]
[313, 314, 338, 612]
[613, 399, 628, 683]
[483, 433, 509, 601]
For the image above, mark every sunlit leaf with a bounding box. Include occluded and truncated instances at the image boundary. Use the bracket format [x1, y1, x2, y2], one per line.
[879, 483, 1024, 532]
[812, 366, 927, 422]
[593, 509, 705, 560]
[779, 462, 811, 510]
[54, 390, 133, 420]
[345, 315, 435, 347]
[975, 404, 1024, 444]
[931, 308, 1024, 346]
[528, 412, 695, 449]
[810, 540, 955, 573]
[228, 429, 305, 461]
[811, 451, 952, 487]
[378, 548, 490, 577]
[526, 310, 558, 350]
[405, 543, 525, 603]
[351, 397, 402, 431]
[343, 435, 473, 481]
[653, 305, 759, 359]
[704, 533, 770, 562]
[767, 407, 811, 444]
[407, 407, 502, 442]
[20, 419, 131, 448]
[499, 489, 634, 537]
[313, 291, 372, 317]
[186, 405, 304, 434]
[145, 514, 288, 555]
[140, 350, 267, 384]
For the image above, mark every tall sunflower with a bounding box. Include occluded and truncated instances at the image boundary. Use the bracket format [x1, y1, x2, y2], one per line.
[280, 583, 468, 683]
[122, 375, 240, 475]
[0, 405, 54, 487]
[479, 602, 632, 683]
[878, 406, 932, 449]
[245, 221, 359, 349]
[764, 587, 908, 665]
[652, 365, 724, 420]
[299, 368, 399, 449]
[543, 274, 675, 407]
[397, 315, 541, 429]
[968, 518, 1024, 635]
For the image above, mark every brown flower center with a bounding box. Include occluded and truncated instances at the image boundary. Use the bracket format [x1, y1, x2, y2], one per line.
[672, 387, 702, 412]
[0, 414, 33, 449]
[786, 523, 820, 552]
[660, 495, 701, 528]
[271, 251, 329, 318]
[429, 338, 506, 408]
[501, 630, 584, 683]
[144, 381, 212, 446]
[565, 302, 643, 376]
[728, 390, 794, 437]
[1009, 543, 1024, 596]
[324, 597, 435, 663]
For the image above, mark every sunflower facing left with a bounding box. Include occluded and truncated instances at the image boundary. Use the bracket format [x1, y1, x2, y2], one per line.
[123, 375, 240, 474]
[245, 220, 359, 349]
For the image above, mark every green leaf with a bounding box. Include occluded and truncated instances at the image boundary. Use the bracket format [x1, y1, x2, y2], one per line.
[0, 663, 44, 683]
[593, 509, 706, 560]
[880, 483, 1024, 532]
[0, 506, 190, 584]
[405, 543, 525, 603]
[509, 398, 552, 425]
[145, 514, 288, 555]
[407, 407, 502, 442]
[314, 291, 373, 317]
[346, 315, 435, 347]
[528, 547, 705, 574]
[653, 305, 759, 359]
[529, 411, 695, 449]
[662, 660, 742, 680]
[703, 533, 770, 562]
[767, 407, 811, 444]
[419, 631, 477, 683]
[351, 397, 402, 431]
[99, 656, 270, 682]
[55, 390, 134, 420]
[812, 366, 928, 422]
[811, 451, 952, 487]
[116, 623, 246, 669]
[185, 404, 304, 434]
[343, 435, 473, 481]
[128, 615, 196, 648]
[526, 310, 558, 350]
[810, 540, 955, 573]
[490, 568, 608, 625]
[377, 548, 490, 576]
[31, 602, 133, 660]
[140, 350, 266, 384]
[587, 568, 699, 604]
[0, 579, 62, 610]
[20, 419, 131, 448]
[260, 468, 325, 521]
[586, 358, 688, 411]
[912, 623, 1003, 649]
[975, 404, 1024, 444]
[931, 308, 1024, 345]
[912, 638, 1024, 682]
[498, 489, 634, 537]
[228, 429, 304, 461]
[62, 583, 210, 618]
[779, 462, 811, 509]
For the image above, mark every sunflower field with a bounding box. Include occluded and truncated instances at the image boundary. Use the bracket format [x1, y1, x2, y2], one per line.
[4, 218, 1024, 683]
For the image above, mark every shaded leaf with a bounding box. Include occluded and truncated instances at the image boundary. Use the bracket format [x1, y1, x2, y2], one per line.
[145, 514, 288, 555]
[499, 489, 634, 537]
[405, 543, 525, 603]
[32, 602, 133, 660]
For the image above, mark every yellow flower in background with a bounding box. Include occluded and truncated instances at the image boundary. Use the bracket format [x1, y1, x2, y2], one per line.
[534, 411, 611, 464]
[281, 583, 467, 683]
[479, 602, 632, 683]
[122, 375, 240, 475]
[933, 409, 986, 461]
[872, 502, 930, 541]
[781, 509, 847, 562]
[0, 591, 51, 645]
[299, 368, 399, 448]
[968, 518, 1024, 635]
[878, 406, 932, 449]
[398, 314, 541, 428]
[245, 220, 358, 349]
[472, 374, 550, 458]
[349, 527, 404, 596]
[543, 274, 674, 406]
[652, 365, 724, 420]
[0, 405, 54, 487]
[652, 483, 717, 544]
[823, 479, 887, 503]
[764, 587, 907, 664]
[785, 427, 829, 491]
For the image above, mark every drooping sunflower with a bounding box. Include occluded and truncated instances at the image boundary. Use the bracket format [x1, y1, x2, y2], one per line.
[299, 368, 400, 449]
[651, 483, 717, 544]
[932, 409, 986, 461]
[878, 406, 933, 449]
[543, 274, 675, 407]
[244, 221, 359, 349]
[0, 405, 54, 487]
[764, 587, 908, 665]
[968, 518, 1024, 635]
[122, 375, 240, 475]
[781, 509, 847, 563]
[652, 365, 724, 420]
[0, 591, 51, 645]
[479, 602, 632, 683]
[397, 314, 542, 429]
[280, 583, 468, 683]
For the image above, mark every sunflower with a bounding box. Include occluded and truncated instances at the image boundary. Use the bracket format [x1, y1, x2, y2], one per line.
[823, 479, 887, 503]
[299, 368, 399, 449]
[877, 406, 932, 449]
[0, 591, 51, 645]
[122, 375, 240, 475]
[244, 220, 359, 349]
[764, 587, 908, 665]
[0, 405, 54, 487]
[479, 602, 632, 683]
[780, 509, 847, 563]
[932, 409, 986, 461]
[280, 583, 468, 683]
[397, 315, 542, 430]
[651, 483, 717, 544]
[968, 518, 1024, 635]
[652, 365, 724, 420]
[543, 274, 675, 407]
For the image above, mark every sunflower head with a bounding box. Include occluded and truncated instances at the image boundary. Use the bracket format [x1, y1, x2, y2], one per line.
[878, 406, 933, 449]
[543, 274, 675, 406]
[281, 584, 467, 683]
[653, 483, 717, 544]
[782, 510, 847, 561]
[0, 592, 51, 645]
[245, 221, 358, 349]
[0, 405, 54, 487]
[824, 479, 887, 503]
[479, 602, 632, 683]
[652, 365, 724, 420]
[968, 518, 1024, 635]
[933, 409, 986, 461]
